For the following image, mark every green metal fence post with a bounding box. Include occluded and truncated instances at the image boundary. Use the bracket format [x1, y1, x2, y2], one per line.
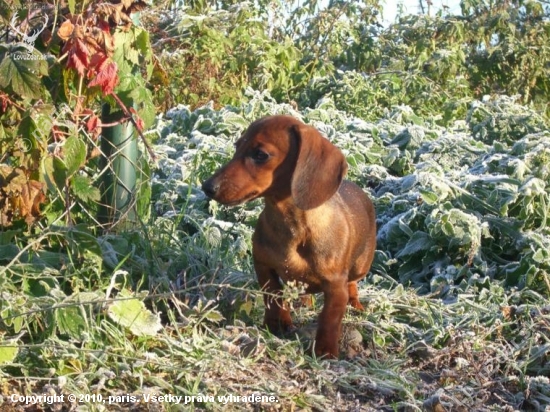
[98, 104, 138, 229]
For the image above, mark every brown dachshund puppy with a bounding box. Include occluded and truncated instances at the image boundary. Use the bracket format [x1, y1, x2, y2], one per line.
[202, 115, 376, 358]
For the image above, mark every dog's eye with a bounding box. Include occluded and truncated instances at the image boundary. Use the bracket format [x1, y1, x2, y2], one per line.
[252, 149, 269, 163]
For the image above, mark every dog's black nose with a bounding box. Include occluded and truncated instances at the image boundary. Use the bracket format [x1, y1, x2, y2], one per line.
[202, 179, 219, 198]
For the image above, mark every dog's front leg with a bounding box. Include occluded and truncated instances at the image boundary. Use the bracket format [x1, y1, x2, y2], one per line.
[315, 278, 349, 358]
[347, 281, 365, 310]
[255, 263, 294, 334]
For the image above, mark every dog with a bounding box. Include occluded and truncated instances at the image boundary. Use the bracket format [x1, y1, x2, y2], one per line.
[202, 115, 376, 358]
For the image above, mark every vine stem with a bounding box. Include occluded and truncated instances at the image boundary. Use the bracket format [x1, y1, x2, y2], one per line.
[108, 92, 157, 161]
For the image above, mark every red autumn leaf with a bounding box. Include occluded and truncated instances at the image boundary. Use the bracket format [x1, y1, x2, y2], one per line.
[134, 115, 145, 132]
[0, 92, 9, 112]
[87, 53, 109, 79]
[97, 20, 111, 33]
[88, 60, 119, 95]
[90, 23, 115, 56]
[52, 125, 65, 142]
[64, 37, 90, 77]
[86, 114, 99, 132]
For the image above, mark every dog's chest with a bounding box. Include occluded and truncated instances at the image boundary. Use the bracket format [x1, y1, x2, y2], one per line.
[253, 221, 310, 273]
[252, 207, 345, 287]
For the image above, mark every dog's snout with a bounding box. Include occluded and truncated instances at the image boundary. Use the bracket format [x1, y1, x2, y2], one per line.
[202, 179, 219, 198]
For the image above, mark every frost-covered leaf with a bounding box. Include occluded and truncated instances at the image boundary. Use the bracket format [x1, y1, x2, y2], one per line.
[108, 289, 162, 337]
[57, 306, 87, 339]
[0, 341, 18, 364]
[396, 231, 434, 258]
[151, 89, 550, 295]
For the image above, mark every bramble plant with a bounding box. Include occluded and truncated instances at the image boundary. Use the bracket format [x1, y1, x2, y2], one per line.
[0, 0, 154, 228]
[148, 0, 550, 121]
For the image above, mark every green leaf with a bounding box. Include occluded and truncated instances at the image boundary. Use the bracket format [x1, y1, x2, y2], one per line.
[33, 250, 66, 268]
[66, 225, 103, 256]
[0, 244, 19, 261]
[64, 136, 87, 176]
[108, 290, 162, 337]
[32, 107, 57, 139]
[396, 231, 434, 258]
[0, 342, 18, 364]
[136, 157, 151, 219]
[1, 300, 25, 332]
[42, 155, 67, 193]
[504, 259, 536, 287]
[204, 309, 225, 323]
[99, 239, 119, 269]
[135, 88, 156, 130]
[419, 189, 439, 205]
[136, 29, 153, 80]
[113, 29, 140, 74]
[532, 248, 547, 264]
[0, 48, 45, 99]
[57, 306, 87, 340]
[71, 174, 100, 202]
[239, 300, 254, 316]
[220, 112, 248, 129]
[17, 113, 37, 142]
[68, 0, 75, 14]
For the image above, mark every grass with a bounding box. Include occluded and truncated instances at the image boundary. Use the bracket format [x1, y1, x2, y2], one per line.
[2, 262, 549, 410]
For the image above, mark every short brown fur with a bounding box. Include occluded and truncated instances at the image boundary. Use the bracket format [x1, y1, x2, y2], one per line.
[202, 115, 376, 358]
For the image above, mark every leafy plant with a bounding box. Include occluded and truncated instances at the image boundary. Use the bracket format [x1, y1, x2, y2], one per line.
[146, 2, 306, 109]
[0, 165, 46, 226]
[0, 0, 155, 228]
[149, 0, 550, 125]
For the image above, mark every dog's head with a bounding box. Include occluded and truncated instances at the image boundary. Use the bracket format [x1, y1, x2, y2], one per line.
[202, 115, 347, 209]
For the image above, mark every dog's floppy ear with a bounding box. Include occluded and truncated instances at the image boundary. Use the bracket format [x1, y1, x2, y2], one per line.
[290, 123, 347, 210]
